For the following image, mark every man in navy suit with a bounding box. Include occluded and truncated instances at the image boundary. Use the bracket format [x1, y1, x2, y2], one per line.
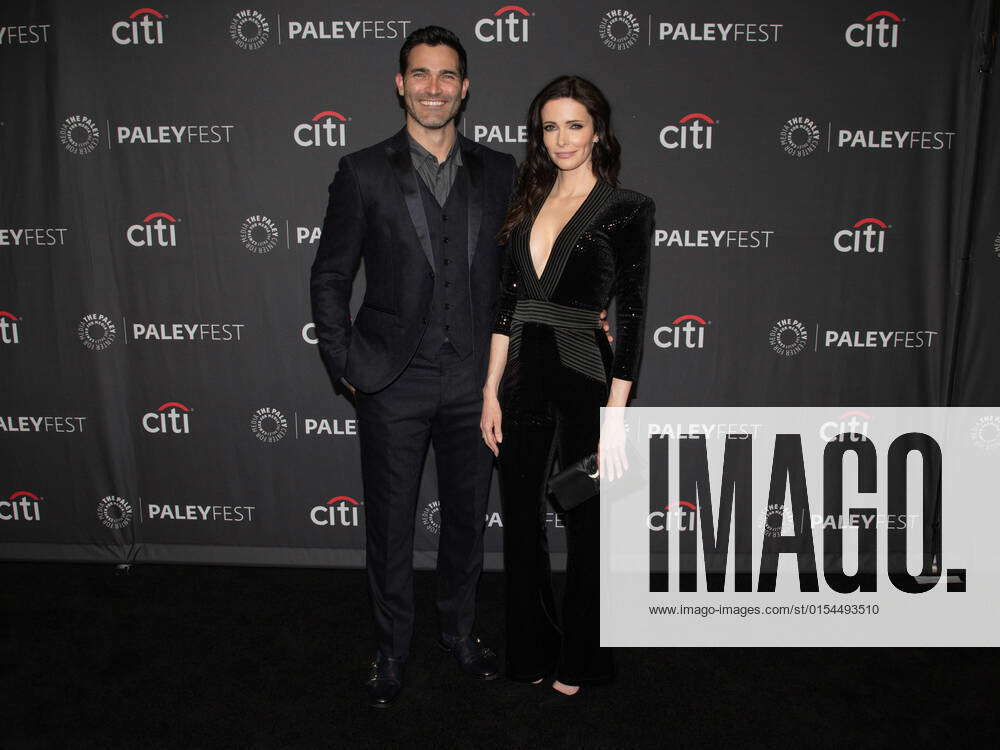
[310, 27, 515, 707]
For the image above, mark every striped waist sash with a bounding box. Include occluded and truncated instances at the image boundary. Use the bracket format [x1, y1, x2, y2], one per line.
[511, 299, 602, 330]
[509, 299, 608, 383]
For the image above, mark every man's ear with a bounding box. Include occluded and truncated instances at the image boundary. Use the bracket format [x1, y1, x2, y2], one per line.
[461, 78, 470, 100]
[394, 72, 405, 96]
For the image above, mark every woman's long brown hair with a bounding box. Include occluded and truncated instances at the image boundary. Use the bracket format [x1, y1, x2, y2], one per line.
[498, 75, 621, 245]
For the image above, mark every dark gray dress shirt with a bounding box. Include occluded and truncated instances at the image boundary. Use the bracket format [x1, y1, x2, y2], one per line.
[408, 133, 463, 207]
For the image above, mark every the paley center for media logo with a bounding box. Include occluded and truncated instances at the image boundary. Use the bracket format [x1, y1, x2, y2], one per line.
[230, 9, 271, 50]
[59, 115, 101, 155]
[97, 495, 133, 529]
[78, 313, 118, 351]
[598, 9, 640, 50]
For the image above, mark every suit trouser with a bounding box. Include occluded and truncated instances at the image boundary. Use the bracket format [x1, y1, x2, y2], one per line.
[355, 344, 492, 661]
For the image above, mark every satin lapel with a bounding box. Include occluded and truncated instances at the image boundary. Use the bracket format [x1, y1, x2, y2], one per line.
[386, 130, 434, 270]
[462, 137, 484, 267]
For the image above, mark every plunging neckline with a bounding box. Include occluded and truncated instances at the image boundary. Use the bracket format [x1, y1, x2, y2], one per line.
[527, 180, 600, 282]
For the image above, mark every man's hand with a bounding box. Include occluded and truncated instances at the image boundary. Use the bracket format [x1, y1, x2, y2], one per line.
[599, 309, 614, 344]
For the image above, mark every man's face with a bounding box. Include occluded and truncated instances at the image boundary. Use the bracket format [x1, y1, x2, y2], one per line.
[395, 43, 469, 130]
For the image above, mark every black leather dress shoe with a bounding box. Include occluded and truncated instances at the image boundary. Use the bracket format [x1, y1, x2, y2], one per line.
[438, 634, 499, 680]
[365, 653, 404, 708]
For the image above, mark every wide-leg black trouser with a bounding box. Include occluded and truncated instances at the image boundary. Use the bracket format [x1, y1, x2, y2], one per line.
[497, 322, 615, 685]
[356, 344, 493, 661]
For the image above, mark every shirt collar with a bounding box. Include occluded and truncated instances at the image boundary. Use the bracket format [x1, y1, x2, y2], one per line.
[407, 132, 463, 167]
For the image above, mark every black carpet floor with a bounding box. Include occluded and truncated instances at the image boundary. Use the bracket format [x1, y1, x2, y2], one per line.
[2, 562, 995, 749]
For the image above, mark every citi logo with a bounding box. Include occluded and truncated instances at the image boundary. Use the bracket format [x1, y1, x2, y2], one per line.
[1, 491, 42, 522]
[142, 402, 191, 434]
[127, 212, 178, 247]
[310, 496, 363, 526]
[294, 111, 348, 148]
[653, 315, 707, 349]
[834, 218, 889, 254]
[820, 410, 872, 442]
[476, 5, 530, 43]
[660, 114, 715, 150]
[845, 10, 902, 48]
[113, 7, 166, 45]
[1, 311, 21, 344]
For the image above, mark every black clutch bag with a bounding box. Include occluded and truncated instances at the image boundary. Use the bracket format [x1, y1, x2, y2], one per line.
[547, 452, 600, 511]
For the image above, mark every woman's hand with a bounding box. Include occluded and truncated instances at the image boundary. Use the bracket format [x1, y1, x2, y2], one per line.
[598, 407, 628, 482]
[481, 389, 503, 457]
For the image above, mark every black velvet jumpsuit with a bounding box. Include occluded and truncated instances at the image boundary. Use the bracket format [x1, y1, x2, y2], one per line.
[493, 181, 654, 684]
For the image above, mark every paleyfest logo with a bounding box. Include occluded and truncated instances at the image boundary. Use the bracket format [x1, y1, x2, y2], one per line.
[598, 9, 640, 50]
[78, 313, 118, 351]
[475, 5, 530, 43]
[230, 9, 270, 50]
[59, 115, 101, 155]
[293, 110, 348, 148]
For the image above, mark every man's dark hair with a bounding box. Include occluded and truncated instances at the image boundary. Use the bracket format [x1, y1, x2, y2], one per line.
[398, 26, 467, 80]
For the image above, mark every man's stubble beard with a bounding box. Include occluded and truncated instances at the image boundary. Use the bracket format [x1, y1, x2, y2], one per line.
[405, 98, 462, 131]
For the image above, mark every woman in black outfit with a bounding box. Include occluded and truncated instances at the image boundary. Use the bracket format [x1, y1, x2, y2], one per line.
[480, 75, 654, 698]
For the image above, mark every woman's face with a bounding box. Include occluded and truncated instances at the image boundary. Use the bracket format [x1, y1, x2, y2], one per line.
[540, 97, 597, 174]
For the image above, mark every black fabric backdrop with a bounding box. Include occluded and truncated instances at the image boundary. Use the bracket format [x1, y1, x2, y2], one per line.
[1, 0, 997, 569]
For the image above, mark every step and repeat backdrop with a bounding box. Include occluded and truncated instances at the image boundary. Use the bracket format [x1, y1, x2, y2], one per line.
[2, 1, 998, 569]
